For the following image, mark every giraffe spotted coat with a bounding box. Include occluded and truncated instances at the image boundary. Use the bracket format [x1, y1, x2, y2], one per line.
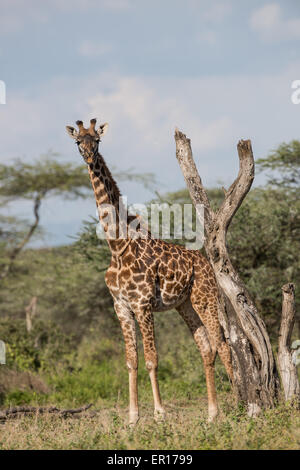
[66, 118, 233, 425]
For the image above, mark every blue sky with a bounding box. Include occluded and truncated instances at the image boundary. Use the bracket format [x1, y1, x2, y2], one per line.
[0, 0, 300, 246]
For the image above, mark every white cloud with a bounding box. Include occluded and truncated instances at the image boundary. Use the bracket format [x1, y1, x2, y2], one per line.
[250, 3, 300, 42]
[86, 76, 236, 160]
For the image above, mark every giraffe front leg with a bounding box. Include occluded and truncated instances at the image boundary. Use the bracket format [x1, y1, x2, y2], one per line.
[114, 302, 139, 426]
[136, 308, 166, 422]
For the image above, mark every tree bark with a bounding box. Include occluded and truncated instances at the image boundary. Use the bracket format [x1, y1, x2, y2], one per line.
[25, 296, 38, 333]
[278, 283, 300, 404]
[174, 129, 279, 414]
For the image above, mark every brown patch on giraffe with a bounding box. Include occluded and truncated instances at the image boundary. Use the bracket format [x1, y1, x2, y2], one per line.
[123, 253, 135, 264]
[119, 268, 131, 281]
[127, 281, 137, 291]
[137, 260, 146, 272]
[133, 274, 145, 283]
[105, 270, 117, 285]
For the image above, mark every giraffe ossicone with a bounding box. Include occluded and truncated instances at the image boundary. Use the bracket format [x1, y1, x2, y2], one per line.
[66, 118, 234, 424]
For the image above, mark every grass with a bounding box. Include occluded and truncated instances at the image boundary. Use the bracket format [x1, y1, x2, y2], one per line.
[0, 356, 299, 450]
[0, 398, 299, 450]
[0, 313, 299, 450]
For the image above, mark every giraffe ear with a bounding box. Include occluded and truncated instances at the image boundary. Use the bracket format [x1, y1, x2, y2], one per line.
[97, 123, 109, 138]
[66, 126, 79, 139]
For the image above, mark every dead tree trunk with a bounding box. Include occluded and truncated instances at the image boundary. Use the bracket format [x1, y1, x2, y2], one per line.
[25, 296, 38, 333]
[174, 129, 279, 415]
[278, 284, 300, 404]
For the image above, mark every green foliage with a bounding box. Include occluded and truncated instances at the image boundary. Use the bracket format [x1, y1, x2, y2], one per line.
[0, 152, 90, 201]
[257, 140, 300, 192]
[0, 245, 117, 339]
[74, 217, 111, 271]
[227, 187, 300, 336]
[0, 215, 35, 266]
[0, 317, 75, 372]
[3, 390, 41, 406]
[48, 361, 128, 405]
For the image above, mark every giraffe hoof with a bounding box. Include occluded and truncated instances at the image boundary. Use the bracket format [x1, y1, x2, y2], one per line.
[154, 409, 166, 423]
[128, 412, 140, 427]
[207, 412, 219, 423]
[207, 415, 216, 423]
[207, 405, 219, 423]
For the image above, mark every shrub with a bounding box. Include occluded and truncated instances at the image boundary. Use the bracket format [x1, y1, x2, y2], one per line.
[0, 317, 75, 373]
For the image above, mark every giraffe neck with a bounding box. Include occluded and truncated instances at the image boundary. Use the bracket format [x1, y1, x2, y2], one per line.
[88, 152, 130, 257]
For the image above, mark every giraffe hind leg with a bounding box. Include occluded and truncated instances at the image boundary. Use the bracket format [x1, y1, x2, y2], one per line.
[176, 299, 219, 422]
[190, 284, 234, 386]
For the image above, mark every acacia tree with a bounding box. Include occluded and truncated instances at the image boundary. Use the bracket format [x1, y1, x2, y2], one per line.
[256, 140, 300, 193]
[0, 153, 92, 280]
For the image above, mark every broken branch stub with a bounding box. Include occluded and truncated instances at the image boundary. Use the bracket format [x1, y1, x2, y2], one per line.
[278, 283, 300, 404]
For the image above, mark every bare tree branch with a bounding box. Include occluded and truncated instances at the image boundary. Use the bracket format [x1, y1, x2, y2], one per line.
[216, 140, 254, 231]
[0, 404, 93, 421]
[175, 128, 214, 231]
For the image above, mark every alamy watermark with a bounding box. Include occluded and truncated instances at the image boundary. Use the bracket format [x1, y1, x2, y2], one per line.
[0, 80, 6, 104]
[291, 80, 300, 104]
[95, 197, 204, 250]
[0, 340, 5, 364]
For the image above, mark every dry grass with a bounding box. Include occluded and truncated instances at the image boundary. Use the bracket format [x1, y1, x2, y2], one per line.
[0, 396, 299, 450]
[1, 316, 299, 450]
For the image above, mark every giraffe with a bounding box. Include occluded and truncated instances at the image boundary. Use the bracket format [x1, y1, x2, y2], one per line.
[66, 118, 234, 425]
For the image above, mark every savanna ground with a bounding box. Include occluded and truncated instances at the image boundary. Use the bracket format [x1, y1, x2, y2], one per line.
[0, 145, 300, 450]
[0, 309, 299, 450]
[1, 399, 299, 450]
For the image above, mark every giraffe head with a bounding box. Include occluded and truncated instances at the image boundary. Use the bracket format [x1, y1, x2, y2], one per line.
[66, 118, 109, 164]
